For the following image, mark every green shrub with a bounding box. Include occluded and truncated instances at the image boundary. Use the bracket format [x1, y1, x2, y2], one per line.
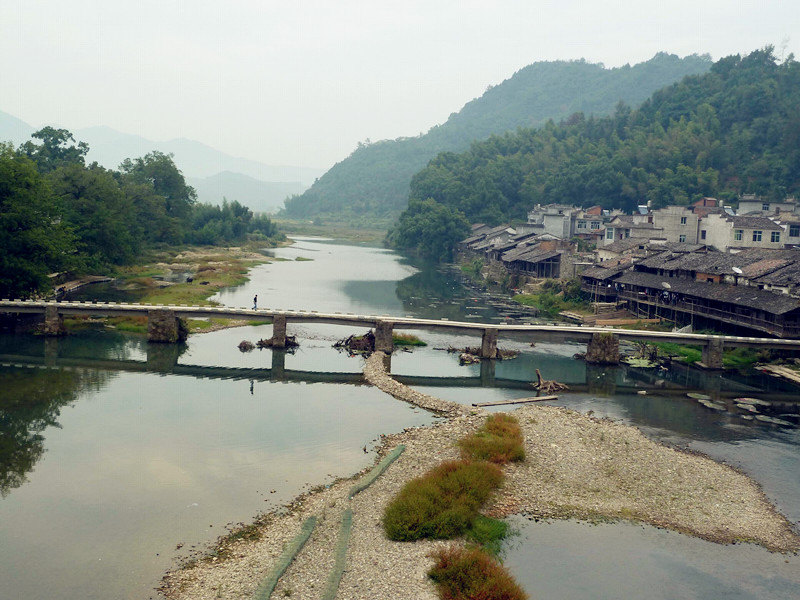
[459, 414, 525, 464]
[393, 333, 427, 347]
[429, 545, 528, 600]
[383, 460, 504, 541]
[465, 515, 509, 556]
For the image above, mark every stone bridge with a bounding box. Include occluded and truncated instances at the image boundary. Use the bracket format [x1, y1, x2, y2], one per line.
[3, 299, 800, 369]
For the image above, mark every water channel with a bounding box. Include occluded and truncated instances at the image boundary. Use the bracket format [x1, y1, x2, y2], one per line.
[1, 237, 798, 599]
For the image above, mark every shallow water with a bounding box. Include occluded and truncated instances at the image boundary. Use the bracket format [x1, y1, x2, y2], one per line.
[2, 237, 798, 599]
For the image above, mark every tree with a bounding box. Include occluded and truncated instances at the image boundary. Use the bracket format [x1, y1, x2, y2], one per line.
[50, 164, 139, 267]
[0, 145, 73, 298]
[20, 127, 89, 173]
[119, 152, 197, 243]
[386, 198, 470, 261]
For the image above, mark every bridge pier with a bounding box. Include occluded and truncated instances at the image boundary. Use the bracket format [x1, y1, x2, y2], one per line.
[271, 315, 287, 349]
[44, 337, 59, 367]
[701, 338, 724, 369]
[271, 349, 286, 380]
[146, 342, 185, 371]
[147, 309, 186, 343]
[585, 332, 620, 364]
[480, 328, 498, 359]
[480, 359, 496, 386]
[375, 320, 394, 353]
[42, 305, 66, 336]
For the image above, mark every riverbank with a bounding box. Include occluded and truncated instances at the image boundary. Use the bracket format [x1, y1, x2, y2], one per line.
[161, 357, 799, 600]
[59, 244, 280, 335]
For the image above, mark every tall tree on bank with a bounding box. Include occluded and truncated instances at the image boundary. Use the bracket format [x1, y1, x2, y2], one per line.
[120, 151, 198, 244]
[0, 145, 73, 298]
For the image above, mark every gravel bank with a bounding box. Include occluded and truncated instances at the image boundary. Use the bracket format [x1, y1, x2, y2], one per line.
[161, 371, 799, 600]
[492, 405, 799, 552]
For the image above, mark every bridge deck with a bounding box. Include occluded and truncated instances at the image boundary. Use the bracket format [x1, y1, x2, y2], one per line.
[3, 299, 800, 349]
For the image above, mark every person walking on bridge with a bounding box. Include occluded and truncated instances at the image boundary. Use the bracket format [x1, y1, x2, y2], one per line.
[253, 294, 258, 310]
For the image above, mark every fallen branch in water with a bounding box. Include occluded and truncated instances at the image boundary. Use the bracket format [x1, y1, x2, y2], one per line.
[532, 368, 569, 393]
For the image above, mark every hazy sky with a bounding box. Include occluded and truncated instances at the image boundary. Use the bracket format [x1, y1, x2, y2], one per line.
[1, 1, 798, 170]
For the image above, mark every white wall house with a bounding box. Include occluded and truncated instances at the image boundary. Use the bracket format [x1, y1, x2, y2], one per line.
[602, 215, 663, 246]
[701, 214, 784, 252]
[738, 194, 798, 215]
[651, 206, 699, 244]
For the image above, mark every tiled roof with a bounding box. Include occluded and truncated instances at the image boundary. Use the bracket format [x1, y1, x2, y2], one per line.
[616, 271, 800, 315]
[636, 248, 800, 277]
[729, 216, 782, 230]
[581, 264, 629, 280]
[503, 248, 561, 265]
[599, 238, 646, 253]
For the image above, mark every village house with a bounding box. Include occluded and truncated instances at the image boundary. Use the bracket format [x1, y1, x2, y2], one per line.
[581, 247, 800, 337]
[650, 205, 700, 244]
[701, 213, 784, 252]
[602, 214, 664, 245]
[737, 194, 799, 216]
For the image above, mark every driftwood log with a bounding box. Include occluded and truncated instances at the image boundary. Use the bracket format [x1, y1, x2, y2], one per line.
[532, 368, 569, 393]
[334, 331, 375, 354]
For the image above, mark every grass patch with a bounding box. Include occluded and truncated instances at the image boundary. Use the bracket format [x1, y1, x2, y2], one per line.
[429, 545, 528, 600]
[465, 515, 509, 556]
[653, 342, 702, 364]
[294, 256, 314, 261]
[723, 347, 773, 369]
[383, 460, 504, 542]
[392, 333, 427, 347]
[62, 316, 93, 331]
[512, 291, 587, 318]
[459, 414, 525, 464]
[107, 316, 148, 334]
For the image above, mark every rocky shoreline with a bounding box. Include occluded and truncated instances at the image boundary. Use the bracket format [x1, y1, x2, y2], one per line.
[160, 353, 799, 600]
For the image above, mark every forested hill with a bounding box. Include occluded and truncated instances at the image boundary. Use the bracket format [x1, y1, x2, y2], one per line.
[282, 53, 711, 224]
[387, 48, 800, 260]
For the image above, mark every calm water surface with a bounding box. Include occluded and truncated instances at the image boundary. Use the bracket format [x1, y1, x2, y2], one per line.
[1, 237, 798, 599]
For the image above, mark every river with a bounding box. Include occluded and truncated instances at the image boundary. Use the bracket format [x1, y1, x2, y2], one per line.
[0, 237, 798, 599]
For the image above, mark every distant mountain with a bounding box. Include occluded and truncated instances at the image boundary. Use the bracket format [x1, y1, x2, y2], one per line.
[0, 110, 35, 146]
[74, 126, 324, 187]
[284, 52, 713, 223]
[0, 114, 323, 211]
[187, 171, 301, 213]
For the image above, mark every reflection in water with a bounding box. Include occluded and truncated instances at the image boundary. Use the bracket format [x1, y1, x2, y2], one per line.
[0, 367, 112, 497]
[503, 517, 800, 600]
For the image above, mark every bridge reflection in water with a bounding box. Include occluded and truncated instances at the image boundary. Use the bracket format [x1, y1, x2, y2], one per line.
[4, 338, 800, 403]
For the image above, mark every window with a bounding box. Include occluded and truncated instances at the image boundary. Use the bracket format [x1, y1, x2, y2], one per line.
[762, 203, 770, 211]
[700, 230, 706, 240]
[590, 221, 600, 230]
[606, 229, 614, 239]
[624, 229, 630, 238]
[771, 231, 781, 243]
[753, 230, 762, 242]
[679, 234, 686, 243]
[577, 221, 586, 229]
[734, 229, 743, 241]
[680, 216, 687, 225]
[790, 224, 800, 237]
